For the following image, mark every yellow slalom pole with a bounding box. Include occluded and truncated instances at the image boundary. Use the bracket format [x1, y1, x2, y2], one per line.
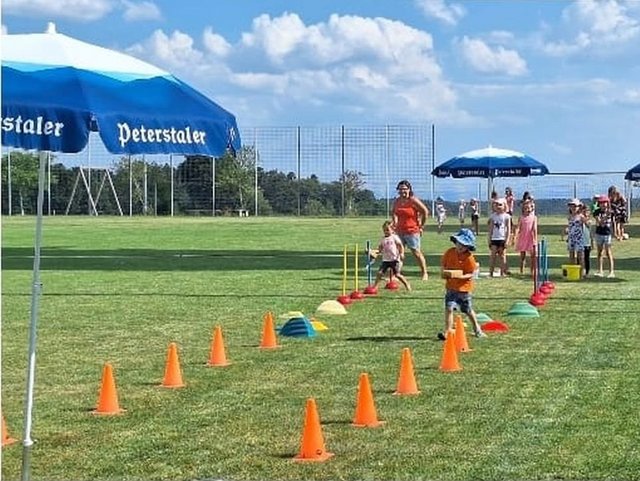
[353, 244, 359, 291]
[342, 245, 348, 296]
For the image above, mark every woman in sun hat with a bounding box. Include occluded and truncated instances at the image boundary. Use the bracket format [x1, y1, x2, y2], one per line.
[593, 194, 615, 277]
[438, 228, 486, 341]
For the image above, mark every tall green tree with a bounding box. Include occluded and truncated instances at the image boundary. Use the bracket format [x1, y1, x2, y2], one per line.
[341, 170, 366, 215]
[215, 146, 256, 212]
[1, 152, 39, 215]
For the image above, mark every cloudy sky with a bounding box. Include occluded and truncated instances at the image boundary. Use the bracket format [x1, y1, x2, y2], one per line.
[2, 0, 640, 173]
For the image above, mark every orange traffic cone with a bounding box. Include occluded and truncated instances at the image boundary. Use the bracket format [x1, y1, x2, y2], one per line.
[2, 415, 17, 446]
[259, 311, 280, 349]
[439, 331, 462, 372]
[454, 315, 472, 353]
[161, 342, 185, 388]
[393, 347, 420, 395]
[293, 398, 334, 462]
[207, 326, 230, 366]
[92, 363, 124, 415]
[352, 373, 384, 427]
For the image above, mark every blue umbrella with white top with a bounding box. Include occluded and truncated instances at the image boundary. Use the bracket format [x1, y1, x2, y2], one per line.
[431, 145, 549, 203]
[432, 145, 549, 179]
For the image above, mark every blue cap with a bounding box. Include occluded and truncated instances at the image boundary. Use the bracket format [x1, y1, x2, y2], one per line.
[450, 228, 476, 251]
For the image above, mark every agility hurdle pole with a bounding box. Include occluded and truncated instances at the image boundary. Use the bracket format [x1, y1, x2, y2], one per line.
[363, 240, 378, 295]
[337, 244, 352, 305]
[366, 240, 372, 286]
[350, 244, 364, 299]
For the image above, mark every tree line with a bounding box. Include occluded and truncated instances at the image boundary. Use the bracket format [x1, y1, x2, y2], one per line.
[1, 148, 388, 216]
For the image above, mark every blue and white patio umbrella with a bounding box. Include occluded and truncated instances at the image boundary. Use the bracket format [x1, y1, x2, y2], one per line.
[1, 24, 241, 480]
[432, 146, 549, 179]
[2, 23, 240, 156]
[431, 145, 549, 202]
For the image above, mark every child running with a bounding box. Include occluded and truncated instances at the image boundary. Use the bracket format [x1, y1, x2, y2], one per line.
[514, 199, 538, 275]
[438, 228, 486, 340]
[370, 220, 411, 290]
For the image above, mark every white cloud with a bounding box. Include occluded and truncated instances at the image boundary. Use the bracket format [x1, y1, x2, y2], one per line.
[458, 36, 528, 77]
[2, 0, 113, 21]
[414, 0, 465, 26]
[127, 29, 203, 70]
[121, 1, 161, 22]
[203, 27, 232, 58]
[129, 13, 471, 125]
[541, 0, 640, 56]
[1, 24, 8, 35]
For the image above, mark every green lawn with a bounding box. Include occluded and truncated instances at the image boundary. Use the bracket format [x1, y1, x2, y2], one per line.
[2, 216, 639, 481]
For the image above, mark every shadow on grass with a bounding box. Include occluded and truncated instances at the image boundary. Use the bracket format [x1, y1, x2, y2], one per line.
[1, 291, 330, 299]
[3, 234, 639, 273]
[345, 335, 432, 342]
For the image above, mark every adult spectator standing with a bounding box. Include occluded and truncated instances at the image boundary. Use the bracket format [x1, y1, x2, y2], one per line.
[608, 185, 627, 241]
[392, 180, 430, 280]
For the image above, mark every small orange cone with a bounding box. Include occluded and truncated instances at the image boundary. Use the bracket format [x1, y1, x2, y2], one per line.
[439, 331, 462, 372]
[92, 363, 124, 415]
[207, 326, 230, 367]
[393, 347, 420, 395]
[161, 342, 185, 388]
[259, 312, 280, 349]
[352, 373, 384, 427]
[293, 398, 334, 462]
[454, 315, 472, 353]
[2, 415, 17, 446]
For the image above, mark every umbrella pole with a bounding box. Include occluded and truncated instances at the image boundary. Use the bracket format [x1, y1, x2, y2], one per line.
[20, 151, 47, 481]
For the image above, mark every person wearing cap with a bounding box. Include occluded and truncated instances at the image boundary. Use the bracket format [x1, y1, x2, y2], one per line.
[514, 198, 538, 275]
[566, 198, 586, 277]
[593, 194, 615, 277]
[487, 197, 511, 277]
[438, 228, 486, 341]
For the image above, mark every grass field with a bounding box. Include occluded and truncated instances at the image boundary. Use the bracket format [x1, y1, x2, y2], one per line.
[2, 215, 640, 481]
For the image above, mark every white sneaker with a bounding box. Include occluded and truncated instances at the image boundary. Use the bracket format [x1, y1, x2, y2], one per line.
[607, 272, 615, 278]
[594, 272, 604, 277]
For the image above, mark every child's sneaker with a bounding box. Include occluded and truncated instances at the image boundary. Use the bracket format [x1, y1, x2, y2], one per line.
[607, 271, 616, 278]
[474, 330, 487, 339]
[437, 332, 446, 341]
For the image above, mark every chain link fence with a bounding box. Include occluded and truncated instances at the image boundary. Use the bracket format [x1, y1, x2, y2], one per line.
[2, 125, 637, 217]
